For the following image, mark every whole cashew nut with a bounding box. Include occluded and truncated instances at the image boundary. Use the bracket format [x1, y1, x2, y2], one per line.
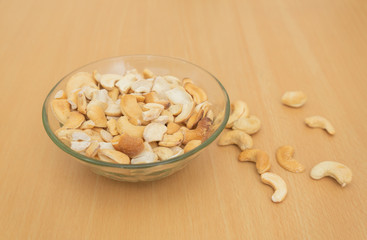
[304, 116, 335, 135]
[276, 145, 305, 173]
[232, 115, 261, 135]
[217, 130, 253, 151]
[238, 149, 271, 174]
[226, 100, 249, 128]
[310, 161, 352, 187]
[281, 91, 307, 108]
[261, 172, 287, 203]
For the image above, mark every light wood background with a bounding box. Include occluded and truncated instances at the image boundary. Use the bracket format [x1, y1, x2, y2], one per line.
[1, 0, 367, 239]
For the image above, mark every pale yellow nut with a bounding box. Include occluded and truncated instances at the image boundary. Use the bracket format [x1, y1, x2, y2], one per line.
[99, 142, 114, 150]
[153, 147, 174, 161]
[310, 161, 352, 187]
[159, 131, 184, 147]
[91, 89, 109, 110]
[206, 109, 214, 122]
[168, 104, 182, 116]
[54, 90, 67, 99]
[67, 89, 81, 110]
[186, 101, 210, 129]
[305, 116, 335, 135]
[100, 74, 122, 90]
[82, 86, 98, 100]
[120, 95, 143, 125]
[100, 129, 113, 142]
[143, 123, 167, 142]
[131, 79, 153, 94]
[77, 91, 87, 114]
[80, 120, 95, 129]
[85, 141, 100, 157]
[116, 116, 145, 139]
[87, 102, 107, 128]
[106, 118, 118, 136]
[226, 100, 249, 128]
[108, 87, 120, 102]
[105, 98, 122, 117]
[238, 149, 271, 174]
[131, 151, 158, 164]
[152, 76, 171, 96]
[217, 130, 253, 151]
[70, 141, 91, 152]
[184, 140, 202, 153]
[66, 72, 97, 98]
[93, 70, 101, 82]
[184, 82, 208, 105]
[98, 149, 130, 164]
[63, 111, 85, 129]
[182, 78, 193, 86]
[232, 115, 261, 135]
[170, 146, 184, 158]
[144, 92, 170, 108]
[51, 99, 71, 124]
[182, 117, 212, 145]
[276, 145, 305, 173]
[163, 75, 181, 85]
[152, 115, 170, 125]
[166, 87, 195, 123]
[143, 68, 155, 79]
[132, 94, 146, 102]
[261, 172, 287, 203]
[142, 103, 164, 121]
[83, 129, 103, 142]
[166, 122, 181, 135]
[115, 72, 136, 94]
[281, 91, 307, 108]
[161, 110, 174, 123]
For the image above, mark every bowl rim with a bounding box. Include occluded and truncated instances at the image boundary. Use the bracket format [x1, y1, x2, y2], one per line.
[42, 54, 230, 169]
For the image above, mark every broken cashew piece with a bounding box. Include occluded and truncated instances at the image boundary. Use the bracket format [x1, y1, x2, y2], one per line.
[183, 140, 202, 153]
[143, 123, 167, 142]
[261, 172, 287, 203]
[116, 116, 145, 139]
[238, 149, 271, 174]
[153, 147, 174, 160]
[113, 133, 145, 158]
[120, 94, 143, 125]
[305, 116, 335, 135]
[276, 145, 305, 173]
[226, 100, 249, 128]
[50, 99, 71, 124]
[232, 115, 261, 135]
[281, 91, 307, 108]
[217, 130, 253, 151]
[98, 149, 130, 164]
[310, 161, 352, 187]
[63, 111, 85, 129]
[166, 87, 195, 123]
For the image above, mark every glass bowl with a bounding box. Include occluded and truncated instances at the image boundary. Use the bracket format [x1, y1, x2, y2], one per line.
[42, 55, 230, 182]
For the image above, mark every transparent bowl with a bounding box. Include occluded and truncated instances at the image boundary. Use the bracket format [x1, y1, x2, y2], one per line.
[42, 55, 230, 182]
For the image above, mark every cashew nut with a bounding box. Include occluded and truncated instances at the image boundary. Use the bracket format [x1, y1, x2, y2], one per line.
[186, 101, 210, 129]
[310, 161, 352, 187]
[99, 74, 122, 90]
[217, 130, 253, 151]
[113, 133, 145, 158]
[305, 116, 335, 135]
[184, 82, 208, 104]
[71, 141, 91, 152]
[87, 102, 107, 128]
[100, 129, 113, 142]
[108, 87, 120, 102]
[182, 78, 193, 86]
[166, 87, 195, 123]
[166, 122, 181, 135]
[276, 145, 305, 173]
[120, 95, 143, 125]
[66, 72, 97, 98]
[159, 131, 184, 147]
[115, 72, 137, 94]
[85, 141, 100, 157]
[63, 111, 85, 129]
[168, 104, 182, 116]
[281, 91, 307, 108]
[80, 120, 95, 129]
[54, 90, 66, 99]
[261, 172, 287, 203]
[144, 92, 170, 109]
[142, 103, 164, 121]
[181, 117, 212, 145]
[51, 99, 71, 124]
[226, 100, 249, 128]
[152, 76, 172, 96]
[143, 123, 167, 142]
[238, 149, 271, 174]
[99, 142, 115, 150]
[77, 91, 87, 114]
[105, 98, 122, 117]
[131, 79, 154, 93]
[184, 140, 202, 153]
[143, 68, 154, 79]
[152, 115, 170, 125]
[106, 118, 118, 136]
[232, 115, 261, 135]
[116, 116, 145, 138]
[131, 143, 158, 164]
[98, 149, 130, 164]
[153, 147, 174, 160]
[170, 146, 184, 158]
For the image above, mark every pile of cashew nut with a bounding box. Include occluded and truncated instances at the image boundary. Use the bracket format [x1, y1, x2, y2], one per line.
[217, 94, 352, 203]
[51, 68, 216, 164]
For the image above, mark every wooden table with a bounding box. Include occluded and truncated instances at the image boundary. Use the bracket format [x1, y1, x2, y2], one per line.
[1, 0, 366, 239]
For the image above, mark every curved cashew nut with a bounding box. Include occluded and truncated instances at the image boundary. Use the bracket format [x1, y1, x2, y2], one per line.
[261, 172, 287, 203]
[131, 151, 158, 164]
[66, 72, 97, 98]
[168, 104, 182, 116]
[166, 87, 195, 123]
[310, 161, 352, 187]
[305, 116, 335, 135]
[51, 99, 71, 124]
[232, 115, 261, 135]
[184, 82, 208, 104]
[115, 72, 136, 94]
[182, 117, 212, 144]
[166, 122, 181, 135]
[281, 91, 307, 108]
[153, 147, 174, 160]
[159, 131, 184, 147]
[142, 103, 164, 121]
[238, 149, 270, 174]
[100, 74, 122, 90]
[143, 123, 167, 142]
[87, 102, 107, 128]
[116, 116, 145, 139]
[226, 100, 249, 128]
[217, 130, 253, 151]
[106, 118, 118, 136]
[98, 149, 130, 164]
[131, 79, 153, 93]
[80, 120, 95, 129]
[276, 145, 305, 173]
[144, 92, 170, 109]
[120, 94, 143, 125]
[64, 111, 85, 129]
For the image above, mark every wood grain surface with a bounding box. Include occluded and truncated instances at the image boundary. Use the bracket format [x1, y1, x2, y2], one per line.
[1, 0, 367, 239]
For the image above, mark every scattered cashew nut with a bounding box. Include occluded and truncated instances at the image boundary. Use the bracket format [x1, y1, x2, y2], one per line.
[304, 116, 335, 135]
[261, 172, 287, 203]
[281, 91, 307, 108]
[217, 130, 253, 151]
[310, 161, 352, 187]
[276, 145, 305, 173]
[226, 100, 249, 128]
[232, 115, 261, 135]
[238, 149, 271, 174]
